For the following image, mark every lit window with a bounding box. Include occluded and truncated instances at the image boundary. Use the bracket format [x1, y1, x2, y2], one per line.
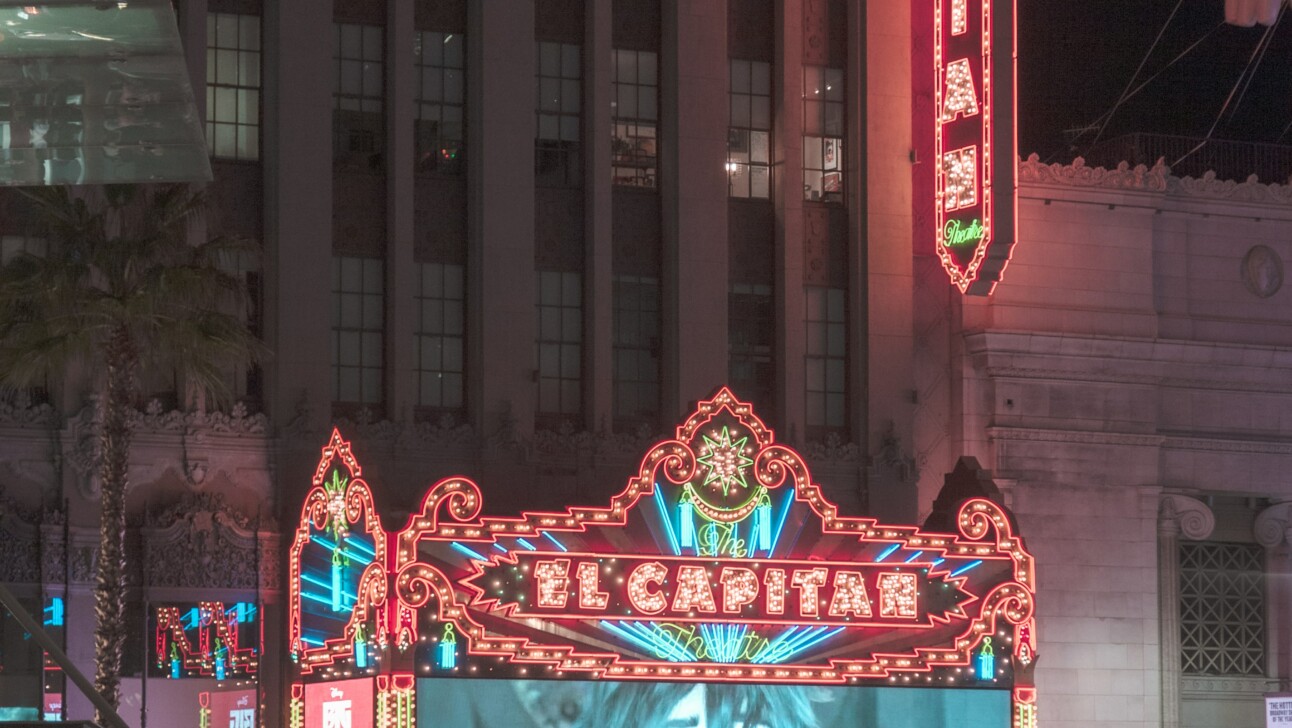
[416, 263, 465, 411]
[803, 66, 844, 203]
[415, 32, 465, 175]
[536, 271, 582, 417]
[805, 287, 846, 430]
[613, 275, 660, 425]
[206, 12, 260, 160]
[1179, 542, 1266, 676]
[728, 60, 772, 199]
[332, 257, 384, 406]
[334, 23, 385, 169]
[612, 49, 658, 188]
[536, 42, 582, 187]
[729, 283, 774, 413]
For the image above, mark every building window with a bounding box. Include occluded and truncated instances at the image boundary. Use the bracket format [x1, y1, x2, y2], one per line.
[535, 42, 582, 187]
[612, 49, 658, 188]
[206, 12, 261, 160]
[332, 257, 384, 406]
[805, 287, 846, 430]
[416, 263, 465, 412]
[220, 249, 263, 408]
[613, 275, 660, 425]
[1179, 541, 1266, 676]
[728, 59, 771, 199]
[334, 23, 385, 168]
[536, 271, 582, 417]
[803, 65, 843, 203]
[415, 31, 465, 175]
[729, 283, 774, 413]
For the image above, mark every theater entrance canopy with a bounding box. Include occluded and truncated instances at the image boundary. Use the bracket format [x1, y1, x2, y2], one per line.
[0, 0, 211, 186]
[288, 389, 1039, 728]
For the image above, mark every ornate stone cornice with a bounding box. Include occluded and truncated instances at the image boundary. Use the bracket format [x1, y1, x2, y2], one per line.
[143, 492, 276, 591]
[1254, 500, 1292, 549]
[1159, 494, 1215, 541]
[0, 392, 57, 428]
[1018, 153, 1292, 205]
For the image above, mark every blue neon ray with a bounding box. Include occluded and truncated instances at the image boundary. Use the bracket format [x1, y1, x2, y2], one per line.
[932, 558, 946, 567]
[774, 626, 845, 662]
[874, 543, 902, 562]
[301, 573, 357, 601]
[950, 559, 982, 577]
[516, 538, 537, 551]
[651, 484, 682, 556]
[493, 543, 508, 553]
[541, 532, 569, 552]
[904, 550, 924, 563]
[450, 542, 489, 561]
[301, 590, 353, 608]
[310, 536, 374, 565]
[766, 492, 795, 558]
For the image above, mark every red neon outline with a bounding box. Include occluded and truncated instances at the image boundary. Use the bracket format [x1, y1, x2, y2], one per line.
[385, 388, 1037, 684]
[288, 428, 390, 675]
[463, 549, 979, 629]
[934, 0, 1017, 295]
[154, 601, 259, 678]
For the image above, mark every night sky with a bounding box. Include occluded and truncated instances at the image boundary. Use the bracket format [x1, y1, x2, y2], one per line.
[1018, 0, 1292, 162]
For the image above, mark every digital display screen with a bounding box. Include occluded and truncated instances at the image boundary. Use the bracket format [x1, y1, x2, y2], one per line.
[206, 688, 257, 728]
[415, 679, 1009, 728]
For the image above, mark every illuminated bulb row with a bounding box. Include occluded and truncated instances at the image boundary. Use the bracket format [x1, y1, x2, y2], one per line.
[878, 573, 918, 618]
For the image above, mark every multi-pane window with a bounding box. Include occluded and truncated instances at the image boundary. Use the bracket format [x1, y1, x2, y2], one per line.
[416, 263, 465, 411]
[1179, 542, 1266, 676]
[613, 275, 660, 424]
[415, 31, 465, 175]
[206, 13, 261, 160]
[334, 23, 385, 167]
[535, 42, 582, 187]
[331, 257, 384, 406]
[803, 66, 844, 203]
[729, 283, 774, 412]
[611, 49, 658, 188]
[728, 60, 771, 199]
[536, 271, 582, 417]
[220, 249, 263, 407]
[805, 287, 846, 430]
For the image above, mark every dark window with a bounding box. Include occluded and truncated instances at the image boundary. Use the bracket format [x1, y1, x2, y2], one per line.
[415, 31, 465, 175]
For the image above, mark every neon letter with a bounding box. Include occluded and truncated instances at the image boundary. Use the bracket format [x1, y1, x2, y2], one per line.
[942, 146, 978, 211]
[791, 568, 829, 617]
[626, 561, 668, 615]
[672, 565, 718, 614]
[941, 59, 980, 121]
[878, 573, 918, 618]
[827, 570, 873, 618]
[720, 567, 758, 614]
[951, 0, 968, 35]
[576, 561, 609, 610]
[764, 569, 786, 615]
[534, 559, 570, 609]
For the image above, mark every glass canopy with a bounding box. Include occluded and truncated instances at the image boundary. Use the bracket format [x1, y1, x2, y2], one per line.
[0, 0, 211, 186]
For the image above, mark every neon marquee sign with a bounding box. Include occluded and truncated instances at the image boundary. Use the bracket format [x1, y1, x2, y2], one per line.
[934, 0, 1017, 295]
[290, 389, 1038, 727]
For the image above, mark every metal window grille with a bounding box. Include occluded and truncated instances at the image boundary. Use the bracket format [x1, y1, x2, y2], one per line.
[536, 41, 582, 187]
[536, 271, 582, 416]
[728, 59, 772, 199]
[612, 275, 660, 424]
[332, 257, 385, 406]
[416, 263, 465, 410]
[206, 12, 261, 160]
[1179, 541, 1266, 676]
[612, 49, 658, 188]
[805, 286, 846, 430]
[728, 283, 774, 414]
[415, 31, 465, 175]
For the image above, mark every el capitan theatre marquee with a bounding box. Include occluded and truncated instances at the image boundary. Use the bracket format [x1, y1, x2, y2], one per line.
[933, 0, 1018, 295]
[288, 389, 1038, 728]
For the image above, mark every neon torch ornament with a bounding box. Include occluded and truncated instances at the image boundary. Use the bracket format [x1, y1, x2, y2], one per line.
[678, 495, 695, 549]
[976, 636, 995, 680]
[213, 638, 226, 680]
[331, 548, 344, 612]
[756, 498, 771, 552]
[353, 623, 368, 669]
[169, 642, 181, 679]
[437, 623, 457, 671]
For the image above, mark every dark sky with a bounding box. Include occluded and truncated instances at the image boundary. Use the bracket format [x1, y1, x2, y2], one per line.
[1019, 0, 1292, 161]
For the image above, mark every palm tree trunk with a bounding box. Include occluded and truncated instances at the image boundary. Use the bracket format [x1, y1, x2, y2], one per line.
[93, 326, 136, 720]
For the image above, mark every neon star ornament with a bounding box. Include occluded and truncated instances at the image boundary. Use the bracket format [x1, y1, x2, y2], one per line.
[697, 426, 755, 497]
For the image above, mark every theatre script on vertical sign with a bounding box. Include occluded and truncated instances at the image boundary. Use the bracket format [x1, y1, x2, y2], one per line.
[934, 0, 1017, 295]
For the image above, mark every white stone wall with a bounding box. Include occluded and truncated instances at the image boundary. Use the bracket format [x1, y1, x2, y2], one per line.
[961, 158, 1292, 728]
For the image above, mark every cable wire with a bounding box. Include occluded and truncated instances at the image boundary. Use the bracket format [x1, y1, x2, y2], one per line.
[1086, 0, 1186, 150]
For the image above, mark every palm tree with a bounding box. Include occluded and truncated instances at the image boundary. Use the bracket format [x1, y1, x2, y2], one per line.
[0, 184, 265, 720]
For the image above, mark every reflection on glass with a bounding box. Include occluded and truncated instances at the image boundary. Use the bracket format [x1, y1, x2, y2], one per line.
[0, 0, 211, 185]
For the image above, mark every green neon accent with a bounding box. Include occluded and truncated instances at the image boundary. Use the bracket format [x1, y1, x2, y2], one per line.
[442, 623, 456, 645]
[943, 218, 984, 246]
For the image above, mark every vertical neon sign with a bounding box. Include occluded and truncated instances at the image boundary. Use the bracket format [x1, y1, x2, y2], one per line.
[934, 0, 1017, 295]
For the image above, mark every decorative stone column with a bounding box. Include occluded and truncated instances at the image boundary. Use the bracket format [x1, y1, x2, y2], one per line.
[1255, 500, 1292, 684]
[1158, 494, 1216, 728]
